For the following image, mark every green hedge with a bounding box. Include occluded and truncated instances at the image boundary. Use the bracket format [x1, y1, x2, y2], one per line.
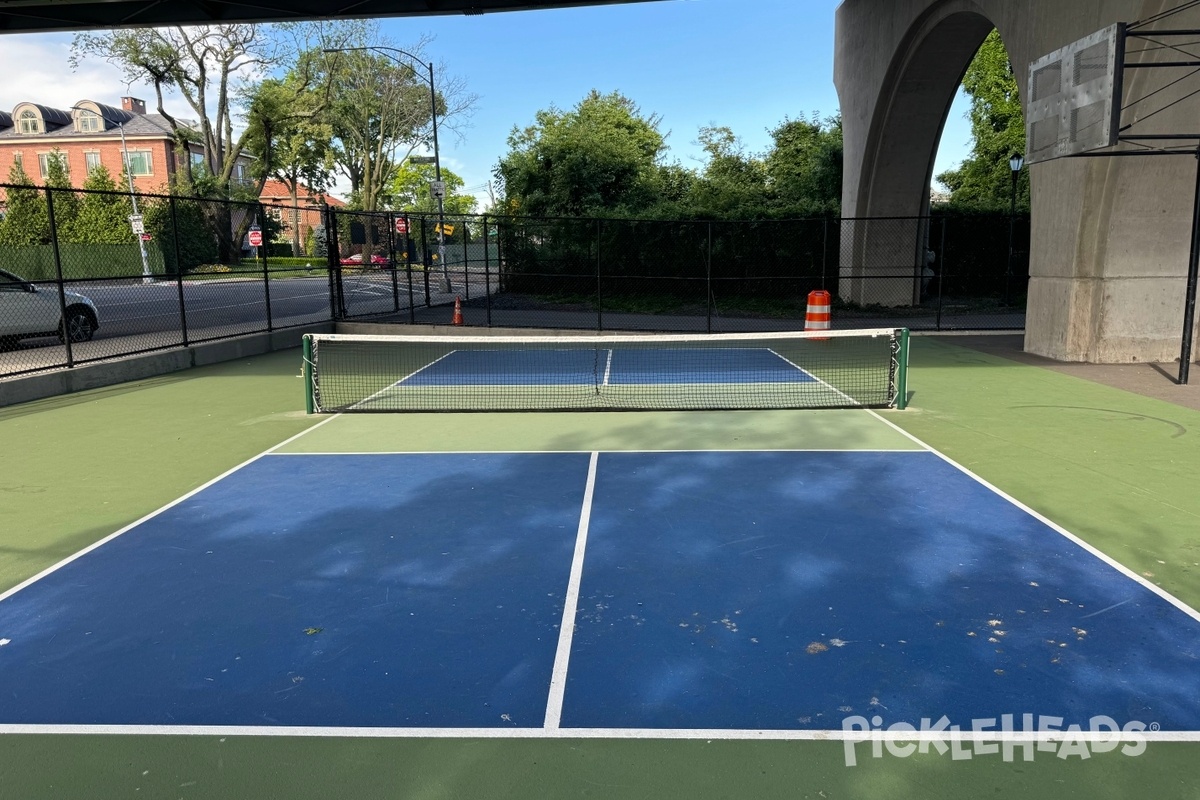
[0, 244, 168, 281]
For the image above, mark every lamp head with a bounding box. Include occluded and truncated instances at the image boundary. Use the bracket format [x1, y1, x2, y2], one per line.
[1009, 153, 1025, 173]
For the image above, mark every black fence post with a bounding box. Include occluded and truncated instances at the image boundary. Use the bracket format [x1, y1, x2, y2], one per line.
[706, 221, 714, 334]
[258, 203, 273, 332]
[936, 216, 947, 332]
[45, 187, 73, 368]
[325, 204, 344, 320]
[596, 218, 603, 332]
[483, 215, 493, 327]
[427, 215, 436, 307]
[170, 195, 189, 346]
[821, 216, 829, 290]
[462, 220, 470, 301]
[388, 213, 400, 314]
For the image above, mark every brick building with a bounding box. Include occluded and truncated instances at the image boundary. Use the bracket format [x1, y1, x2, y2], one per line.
[260, 178, 345, 254]
[0, 96, 253, 196]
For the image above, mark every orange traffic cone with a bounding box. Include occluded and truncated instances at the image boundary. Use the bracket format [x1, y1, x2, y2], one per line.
[452, 295, 464, 326]
[805, 289, 831, 340]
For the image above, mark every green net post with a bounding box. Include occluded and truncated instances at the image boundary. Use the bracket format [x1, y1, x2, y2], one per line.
[895, 328, 910, 410]
[303, 335, 315, 415]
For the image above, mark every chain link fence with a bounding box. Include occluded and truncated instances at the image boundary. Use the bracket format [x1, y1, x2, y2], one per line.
[0, 183, 1029, 380]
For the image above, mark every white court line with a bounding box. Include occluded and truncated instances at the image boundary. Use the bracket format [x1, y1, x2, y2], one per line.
[766, 348, 864, 407]
[346, 350, 458, 411]
[0, 724, 1195, 742]
[544, 451, 600, 729]
[866, 409, 1200, 625]
[0, 414, 342, 607]
[267, 449, 927, 456]
[602, 349, 614, 386]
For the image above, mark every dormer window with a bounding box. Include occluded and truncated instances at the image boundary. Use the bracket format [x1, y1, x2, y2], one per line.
[76, 110, 101, 133]
[18, 110, 40, 134]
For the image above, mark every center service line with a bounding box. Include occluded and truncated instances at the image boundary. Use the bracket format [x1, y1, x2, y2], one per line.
[544, 450, 600, 729]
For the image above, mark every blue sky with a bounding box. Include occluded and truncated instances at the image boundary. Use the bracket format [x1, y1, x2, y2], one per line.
[376, 0, 972, 206]
[0, 0, 972, 205]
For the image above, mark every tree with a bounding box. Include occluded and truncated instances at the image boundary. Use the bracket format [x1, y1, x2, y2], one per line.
[244, 71, 336, 254]
[72, 22, 345, 260]
[765, 114, 843, 214]
[388, 163, 476, 216]
[64, 165, 132, 244]
[0, 163, 48, 245]
[494, 90, 669, 217]
[44, 151, 80, 237]
[324, 35, 476, 213]
[936, 30, 1030, 208]
[683, 126, 768, 218]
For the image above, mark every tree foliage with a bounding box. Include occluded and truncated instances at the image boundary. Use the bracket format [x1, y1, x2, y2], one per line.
[65, 165, 133, 244]
[0, 164, 48, 245]
[322, 32, 477, 213]
[494, 91, 668, 217]
[494, 91, 843, 220]
[388, 162, 476, 216]
[936, 30, 1030, 208]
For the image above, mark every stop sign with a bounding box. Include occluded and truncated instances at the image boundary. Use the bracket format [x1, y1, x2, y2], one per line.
[248, 227, 263, 247]
[394, 216, 408, 235]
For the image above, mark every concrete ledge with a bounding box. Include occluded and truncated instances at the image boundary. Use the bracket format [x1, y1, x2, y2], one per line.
[0, 323, 333, 409]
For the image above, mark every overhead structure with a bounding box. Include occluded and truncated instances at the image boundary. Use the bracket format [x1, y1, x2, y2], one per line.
[0, 0, 659, 33]
[836, 0, 1200, 369]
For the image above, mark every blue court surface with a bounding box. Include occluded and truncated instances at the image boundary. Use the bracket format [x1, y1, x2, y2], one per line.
[1, 449, 1199, 734]
[401, 348, 819, 386]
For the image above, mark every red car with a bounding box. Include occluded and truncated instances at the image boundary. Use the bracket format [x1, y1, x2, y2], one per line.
[339, 253, 390, 266]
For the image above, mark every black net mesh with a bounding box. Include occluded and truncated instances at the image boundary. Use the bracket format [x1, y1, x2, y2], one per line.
[307, 329, 905, 413]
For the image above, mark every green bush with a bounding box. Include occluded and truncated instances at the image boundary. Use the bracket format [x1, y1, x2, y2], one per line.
[0, 243, 167, 281]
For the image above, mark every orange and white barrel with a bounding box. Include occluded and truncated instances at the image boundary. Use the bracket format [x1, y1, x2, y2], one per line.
[805, 289, 831, 338]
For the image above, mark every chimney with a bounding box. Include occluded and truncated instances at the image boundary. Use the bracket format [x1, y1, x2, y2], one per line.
[121, 97, 147, 115]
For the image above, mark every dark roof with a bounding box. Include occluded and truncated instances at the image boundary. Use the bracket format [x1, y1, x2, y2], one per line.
[0, 0, 657, 33]
[0, 109, 176, 141]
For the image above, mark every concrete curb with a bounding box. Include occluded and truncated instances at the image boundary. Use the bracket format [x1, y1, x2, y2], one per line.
[0, 324, 333, 409]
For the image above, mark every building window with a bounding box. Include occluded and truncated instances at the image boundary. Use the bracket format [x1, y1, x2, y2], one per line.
[84, 152, 102, 173]
[37, 152, 67, 179]
[18, 110, 40, 135]
[76, 111, 102, 133]
[12, 152, 22, 168]
[125, 150, 152, 176]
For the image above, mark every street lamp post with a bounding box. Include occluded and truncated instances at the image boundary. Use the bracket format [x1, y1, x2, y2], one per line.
[73, 106, 152, 283]
[117, 121, 153, 284]
[1006, 152, 1025, 306]
[324, 46, 452, 292]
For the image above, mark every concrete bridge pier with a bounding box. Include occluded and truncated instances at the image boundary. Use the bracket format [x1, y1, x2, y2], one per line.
[835, 0, 1200, 363]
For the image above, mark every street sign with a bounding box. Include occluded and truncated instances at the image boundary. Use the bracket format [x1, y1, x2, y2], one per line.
[429, 180, 446, 200]
[248, 226, 263, 247]
[140, 233, 153, 242]
[395, 216, 409, 235]
[436, 223, 455, 236]
[128, 214, 145, 235]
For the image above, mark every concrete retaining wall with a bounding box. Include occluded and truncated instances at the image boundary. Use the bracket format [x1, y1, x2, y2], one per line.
[0, 324, 333, 409]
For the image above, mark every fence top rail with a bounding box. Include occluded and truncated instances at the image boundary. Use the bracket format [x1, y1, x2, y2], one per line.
[0, 181, 315, 214]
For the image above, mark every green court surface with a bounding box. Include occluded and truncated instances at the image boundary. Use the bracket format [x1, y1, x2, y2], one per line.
[2, 340, 1200, 799]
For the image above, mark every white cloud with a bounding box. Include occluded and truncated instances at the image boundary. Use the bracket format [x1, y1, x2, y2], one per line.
[0, 32, 214, 123]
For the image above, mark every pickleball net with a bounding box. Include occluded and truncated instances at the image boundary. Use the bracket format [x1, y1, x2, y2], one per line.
[303, 328, 910, 413]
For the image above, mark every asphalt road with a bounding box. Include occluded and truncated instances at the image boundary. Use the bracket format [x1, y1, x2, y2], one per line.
[0, 267, 487, 377]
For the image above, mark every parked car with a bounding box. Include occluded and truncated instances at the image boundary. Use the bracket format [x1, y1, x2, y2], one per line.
[339, 253, 390, 266]
[0, 269, 100, 346]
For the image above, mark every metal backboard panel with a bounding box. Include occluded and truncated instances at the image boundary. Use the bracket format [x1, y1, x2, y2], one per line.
[1026, 24, 1126, 164]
